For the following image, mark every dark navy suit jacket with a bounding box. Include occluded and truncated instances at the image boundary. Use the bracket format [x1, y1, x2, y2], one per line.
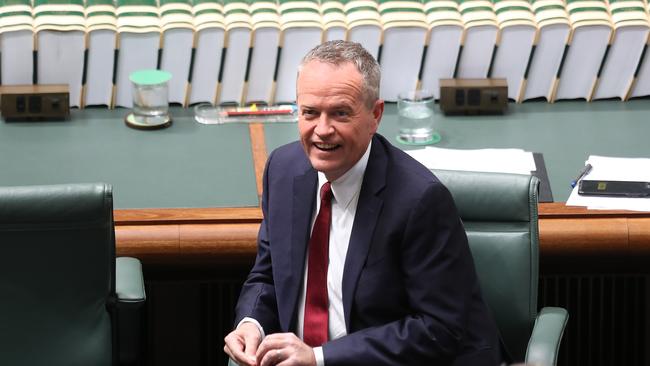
[235, 134, 501, 365]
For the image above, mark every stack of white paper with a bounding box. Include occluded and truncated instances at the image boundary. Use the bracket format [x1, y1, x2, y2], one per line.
[405, 146, 536, 175]
[566, 155, 650, 212]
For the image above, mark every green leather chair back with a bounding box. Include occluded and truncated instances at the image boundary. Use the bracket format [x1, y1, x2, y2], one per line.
[0, 183, 115, 366]
[434, 169, 539, 362]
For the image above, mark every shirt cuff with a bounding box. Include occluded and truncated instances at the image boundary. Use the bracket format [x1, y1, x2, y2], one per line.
[237, 317, 266, 339]
[314, 346, 324, 366]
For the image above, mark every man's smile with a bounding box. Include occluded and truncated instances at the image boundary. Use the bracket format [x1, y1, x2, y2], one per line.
[314, 142, 340, 151]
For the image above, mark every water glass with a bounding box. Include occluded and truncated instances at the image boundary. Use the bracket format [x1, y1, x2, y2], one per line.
[129, 70, 172, 127]
[397, 90, 440, 145]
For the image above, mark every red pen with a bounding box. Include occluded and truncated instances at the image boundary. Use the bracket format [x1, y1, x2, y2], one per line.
[225, 109, 294, 116]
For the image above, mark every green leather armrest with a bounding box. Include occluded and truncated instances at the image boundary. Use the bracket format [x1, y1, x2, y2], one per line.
[525, 307, 569, 366]
[116, 257, 146, 303]
[116, 257, 146, 365]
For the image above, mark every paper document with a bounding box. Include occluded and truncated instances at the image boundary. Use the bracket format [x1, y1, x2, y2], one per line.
[405, 146, 536, 175]
[566, 155, 650, 212]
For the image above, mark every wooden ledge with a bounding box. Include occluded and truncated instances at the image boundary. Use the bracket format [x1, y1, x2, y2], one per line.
[113, 203, 650, 267]
[115, 207, 263, 225]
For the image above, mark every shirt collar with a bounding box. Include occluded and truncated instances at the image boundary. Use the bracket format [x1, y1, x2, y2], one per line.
[317, 140, 372, 209]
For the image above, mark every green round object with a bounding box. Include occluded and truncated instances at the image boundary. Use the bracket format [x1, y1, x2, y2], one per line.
[129, 69, 172, 85]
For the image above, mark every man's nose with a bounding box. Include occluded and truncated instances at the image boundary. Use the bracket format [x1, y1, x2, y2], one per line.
[314, 115, 334, 136]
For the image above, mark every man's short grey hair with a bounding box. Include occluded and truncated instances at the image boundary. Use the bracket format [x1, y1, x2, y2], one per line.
[298, 40, 381, 109]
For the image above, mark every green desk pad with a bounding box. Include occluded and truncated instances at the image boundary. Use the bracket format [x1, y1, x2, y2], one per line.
[264, 100, 650, 202]
[0, 107, 259, 209]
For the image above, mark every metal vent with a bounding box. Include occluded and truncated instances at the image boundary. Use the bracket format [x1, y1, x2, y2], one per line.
[540, 275, 649, 366]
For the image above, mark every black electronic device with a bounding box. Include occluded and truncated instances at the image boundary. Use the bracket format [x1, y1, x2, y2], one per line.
[439, 78, 508, 115]
[0, 84, 70, 121]
[578, 180, 650, 198]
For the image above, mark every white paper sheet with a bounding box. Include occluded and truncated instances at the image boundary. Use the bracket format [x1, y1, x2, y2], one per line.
[566, 155, 650, 211]
[405, 146, 536, 175]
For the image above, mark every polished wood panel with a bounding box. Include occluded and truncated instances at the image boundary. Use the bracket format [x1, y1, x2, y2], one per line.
[114, 207, 262, 224]
[539, 203, 650, 257]
[114, 202, 650, 269]
[539, 202, 650, 218]
[180, 223, 259, 260]
[115, 207, 261, 263]
[117, 224, 180, 259]
[629, 219, 650, 253]
[539, 217, 629, 256]
[537, 203, 650, 272]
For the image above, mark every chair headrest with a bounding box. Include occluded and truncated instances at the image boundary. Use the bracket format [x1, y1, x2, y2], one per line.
[0, 183, 112, 228]
[432, 169, 538, 222]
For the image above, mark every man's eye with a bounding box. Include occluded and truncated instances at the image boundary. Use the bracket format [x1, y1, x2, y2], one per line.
[302, 110, 318, 118]
[334, 110, 349, 118]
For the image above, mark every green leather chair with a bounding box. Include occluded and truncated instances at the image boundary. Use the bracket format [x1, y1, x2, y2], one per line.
[434, 169, 568, 366]
[0, 183, 146, 366]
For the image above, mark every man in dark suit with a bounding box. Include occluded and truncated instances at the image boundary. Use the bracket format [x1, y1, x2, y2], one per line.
[224, 40, 501, 366]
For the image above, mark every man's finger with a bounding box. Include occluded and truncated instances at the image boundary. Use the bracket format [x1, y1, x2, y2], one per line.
[244, 332, 260, 363]
[225, 333, 255, 366]
[260, 347, 286, 366]
[256, 334, 285, 360]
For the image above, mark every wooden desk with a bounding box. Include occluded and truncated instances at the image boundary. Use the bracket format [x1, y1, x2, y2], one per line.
[109, 101, 650, 271]
[4, 103, 648, 265]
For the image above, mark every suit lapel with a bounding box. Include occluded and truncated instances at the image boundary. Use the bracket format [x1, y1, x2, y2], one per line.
[341, 137, 387, 330]
[280, 169, 317, 331]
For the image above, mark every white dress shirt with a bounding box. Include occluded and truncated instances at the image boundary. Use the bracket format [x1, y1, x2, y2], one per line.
[297, 141, 371, 365]
[239, 141, 372, 366]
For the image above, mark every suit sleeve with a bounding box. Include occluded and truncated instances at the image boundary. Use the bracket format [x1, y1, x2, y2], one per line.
[233, 151, 281, 334]
[323, 182, 480, 365]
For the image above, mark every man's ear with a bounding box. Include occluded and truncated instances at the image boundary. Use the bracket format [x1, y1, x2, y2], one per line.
[372, 99, 384, 128]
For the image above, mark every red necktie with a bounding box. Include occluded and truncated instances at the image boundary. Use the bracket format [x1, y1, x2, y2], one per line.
[303, 182, 332, 347]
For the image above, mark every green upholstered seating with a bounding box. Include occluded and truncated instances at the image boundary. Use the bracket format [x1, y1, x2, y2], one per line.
[433, 169, 568, 366]
[0, 183, 145, 366]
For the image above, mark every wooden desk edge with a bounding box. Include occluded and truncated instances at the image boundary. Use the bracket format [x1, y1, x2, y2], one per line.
[539, 203, 650, 260]
[114, 203, 650, 264]
[539, 202, 650, 218]
[115, 206, 263, 225]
